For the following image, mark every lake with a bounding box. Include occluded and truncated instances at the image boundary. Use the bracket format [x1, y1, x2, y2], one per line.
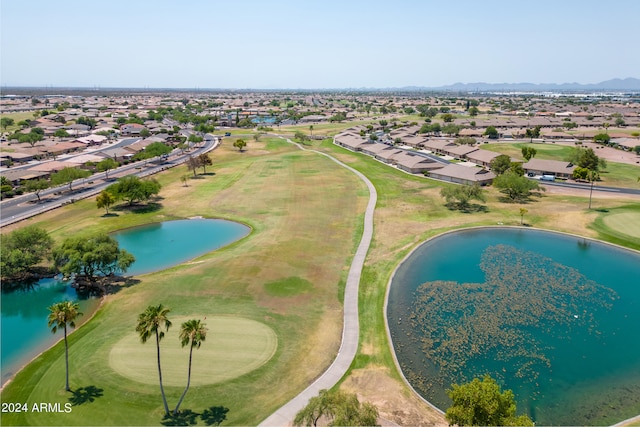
[1, 218, 249, 385]
[1, 278, 100, 385]
[387, 227, 640, 426]
[112, 218, 250, 276]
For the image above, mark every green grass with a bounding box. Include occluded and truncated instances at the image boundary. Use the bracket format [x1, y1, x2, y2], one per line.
[589, 204, 640, 250]
[0, 111, 36, 135]
[2, 135, 639, 426]
[109, 316, 277, 387]
[481, 141, 575, 161]
[264, 277, 314, 297]
[0, 137, 366, 426]
[313, 137, 640, 406]
[481, 142, 640, 187]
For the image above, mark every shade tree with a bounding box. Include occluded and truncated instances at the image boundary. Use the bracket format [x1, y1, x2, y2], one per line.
[106, 175, 161, 206]
[446, 375, 533, 426]
[51, 167, 91, 191]
[493, 170, 545, 202]
[96, 190, 116, 214]
[440, 183, 486, 211]
[52, 232, 135, 281]
[0, 225, 53, 279]
[25, 179, 50, 202]
[293, 389, 378, 427]
[97, 158, 119, 179]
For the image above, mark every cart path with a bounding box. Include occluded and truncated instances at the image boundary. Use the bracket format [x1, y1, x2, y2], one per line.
[257, 137, 376, 426]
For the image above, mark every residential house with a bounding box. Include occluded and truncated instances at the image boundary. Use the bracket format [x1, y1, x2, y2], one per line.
[120, 123, 146, 136]
[334, 132, 369, 151]
[523, 159, 576, 178]
[444, 144, 479, 160]
[428, 164, 496, 185]
[392, 151, 444, 174]
[421, 139, 456, 155]
[465, 149, 502, 167]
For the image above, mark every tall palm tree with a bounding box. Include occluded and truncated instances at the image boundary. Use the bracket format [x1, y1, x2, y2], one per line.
[136, 304, 172, 415]
[47, 300, 83, 391]
[174, 319, 207, 414]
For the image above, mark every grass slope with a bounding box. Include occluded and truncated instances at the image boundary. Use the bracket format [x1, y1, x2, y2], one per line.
[0, 137, 366, 426]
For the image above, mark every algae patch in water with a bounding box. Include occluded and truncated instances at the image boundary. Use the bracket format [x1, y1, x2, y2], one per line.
[406, 244, 619, 395]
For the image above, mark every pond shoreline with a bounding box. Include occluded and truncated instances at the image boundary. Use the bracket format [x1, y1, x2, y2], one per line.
[0, 293, 104, 391]
[384, 225, 640, 425]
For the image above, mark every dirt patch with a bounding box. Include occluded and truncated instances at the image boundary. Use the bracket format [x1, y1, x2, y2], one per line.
[341, 367, 447, 427]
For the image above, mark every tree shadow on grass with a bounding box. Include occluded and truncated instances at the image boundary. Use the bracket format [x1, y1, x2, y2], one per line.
[112, 202, 163, 214]
[201, 406, 229, 426]
[445, 202, 489, 213]
[159, 406, 229, 426]
[68, 385, 104, 406]
[101, 212, 119, 218]
[161, 409, 199, 426]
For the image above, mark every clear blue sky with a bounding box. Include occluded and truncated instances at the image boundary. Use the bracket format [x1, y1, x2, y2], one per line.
[1, 0, 639, 89]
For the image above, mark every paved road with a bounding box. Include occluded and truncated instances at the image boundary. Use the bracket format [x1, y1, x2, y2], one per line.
[258, 137, 377, 426]
[0, 138, 218, 227]
[539, 179, 640, 195]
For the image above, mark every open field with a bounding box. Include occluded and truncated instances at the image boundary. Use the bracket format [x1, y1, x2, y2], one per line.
[0, 111, 36, 135]
[2, 132, 640, 426]
[0, 136, 367, 426]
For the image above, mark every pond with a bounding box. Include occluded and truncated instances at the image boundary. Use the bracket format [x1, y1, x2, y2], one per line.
[112, 218, 250, 276]
[1, 218, 249, 385]
[387, 227, 640, 426]
[1, 278, 100, 385]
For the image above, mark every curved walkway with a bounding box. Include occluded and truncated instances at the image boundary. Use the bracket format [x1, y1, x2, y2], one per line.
[258, 137, 377, 426]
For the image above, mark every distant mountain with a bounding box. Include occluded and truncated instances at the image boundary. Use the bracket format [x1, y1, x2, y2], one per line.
[422, 78, 640, 92]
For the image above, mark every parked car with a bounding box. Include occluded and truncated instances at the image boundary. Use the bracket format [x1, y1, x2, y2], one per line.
[540, 175, 555, 182]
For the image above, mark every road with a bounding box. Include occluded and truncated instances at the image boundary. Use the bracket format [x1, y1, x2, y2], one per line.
[0, 137, 218, 227]
[539, 179, 640, 195]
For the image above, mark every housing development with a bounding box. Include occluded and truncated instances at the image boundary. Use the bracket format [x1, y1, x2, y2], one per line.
[1, 87, 640, 427]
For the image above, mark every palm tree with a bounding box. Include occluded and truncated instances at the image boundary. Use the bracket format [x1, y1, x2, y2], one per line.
[136, 304, 172, 415]
[174, 319, 207, 414]
[47, 300, 83, 391]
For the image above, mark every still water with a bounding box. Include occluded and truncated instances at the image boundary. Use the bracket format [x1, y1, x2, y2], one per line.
[387, 227, 640, 425]
[112, 218, 250, 276]
[1, 278, 100, 385]
[1, 218, 249, 385]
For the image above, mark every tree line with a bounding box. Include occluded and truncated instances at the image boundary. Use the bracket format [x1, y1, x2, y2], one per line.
[0, 225, 135, 284]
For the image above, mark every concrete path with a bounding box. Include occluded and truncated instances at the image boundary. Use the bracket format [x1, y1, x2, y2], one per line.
[258, 138, 377, 426]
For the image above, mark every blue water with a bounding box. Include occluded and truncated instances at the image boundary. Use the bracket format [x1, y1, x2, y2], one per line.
[1, 218, 249, 385]
[387, 228, 640, 425]
[112, 218, 250, 276]
[1, 278, 100, 385]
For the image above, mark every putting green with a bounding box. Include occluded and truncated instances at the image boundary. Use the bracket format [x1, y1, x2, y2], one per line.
[602, 212, 640, 239]
[109, 316, 277, 387]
